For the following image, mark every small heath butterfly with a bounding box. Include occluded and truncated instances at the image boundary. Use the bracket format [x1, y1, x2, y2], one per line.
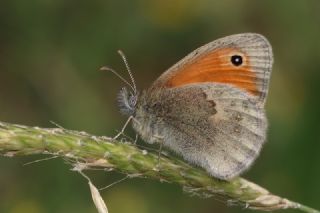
[113, 33, 273, 180]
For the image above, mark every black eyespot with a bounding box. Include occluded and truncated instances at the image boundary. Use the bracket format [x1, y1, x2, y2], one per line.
[231, 55, 243, 66]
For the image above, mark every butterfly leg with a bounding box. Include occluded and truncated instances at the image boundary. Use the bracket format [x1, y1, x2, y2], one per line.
[113, 116, 133, 140]
[134, 133, 139, 144]
[153, 135, 165, 165]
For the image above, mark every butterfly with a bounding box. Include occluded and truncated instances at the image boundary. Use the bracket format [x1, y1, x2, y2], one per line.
[112, 33, 273, 180]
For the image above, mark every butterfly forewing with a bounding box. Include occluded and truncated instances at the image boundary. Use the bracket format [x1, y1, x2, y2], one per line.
[152, 33, 273, 105]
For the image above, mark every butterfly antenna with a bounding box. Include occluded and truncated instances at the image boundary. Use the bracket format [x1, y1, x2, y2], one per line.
[117, 50, 137, 95]
[100, 66, 135, 93]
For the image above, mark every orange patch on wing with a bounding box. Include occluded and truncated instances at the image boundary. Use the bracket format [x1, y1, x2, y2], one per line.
[165, 48, 259, 95]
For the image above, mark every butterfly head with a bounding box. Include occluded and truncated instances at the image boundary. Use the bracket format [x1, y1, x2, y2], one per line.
[101, 50, 139, 116]
[118, 87, 138, 116]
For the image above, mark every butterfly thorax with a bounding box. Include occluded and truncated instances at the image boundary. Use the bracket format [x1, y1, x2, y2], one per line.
[131, 88, 169, 144]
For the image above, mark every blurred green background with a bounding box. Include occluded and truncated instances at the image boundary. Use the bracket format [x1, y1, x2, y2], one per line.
[1, 0, 320, 212]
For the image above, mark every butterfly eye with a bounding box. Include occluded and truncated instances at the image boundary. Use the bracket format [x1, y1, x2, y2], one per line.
[231, 55, 243, 66]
